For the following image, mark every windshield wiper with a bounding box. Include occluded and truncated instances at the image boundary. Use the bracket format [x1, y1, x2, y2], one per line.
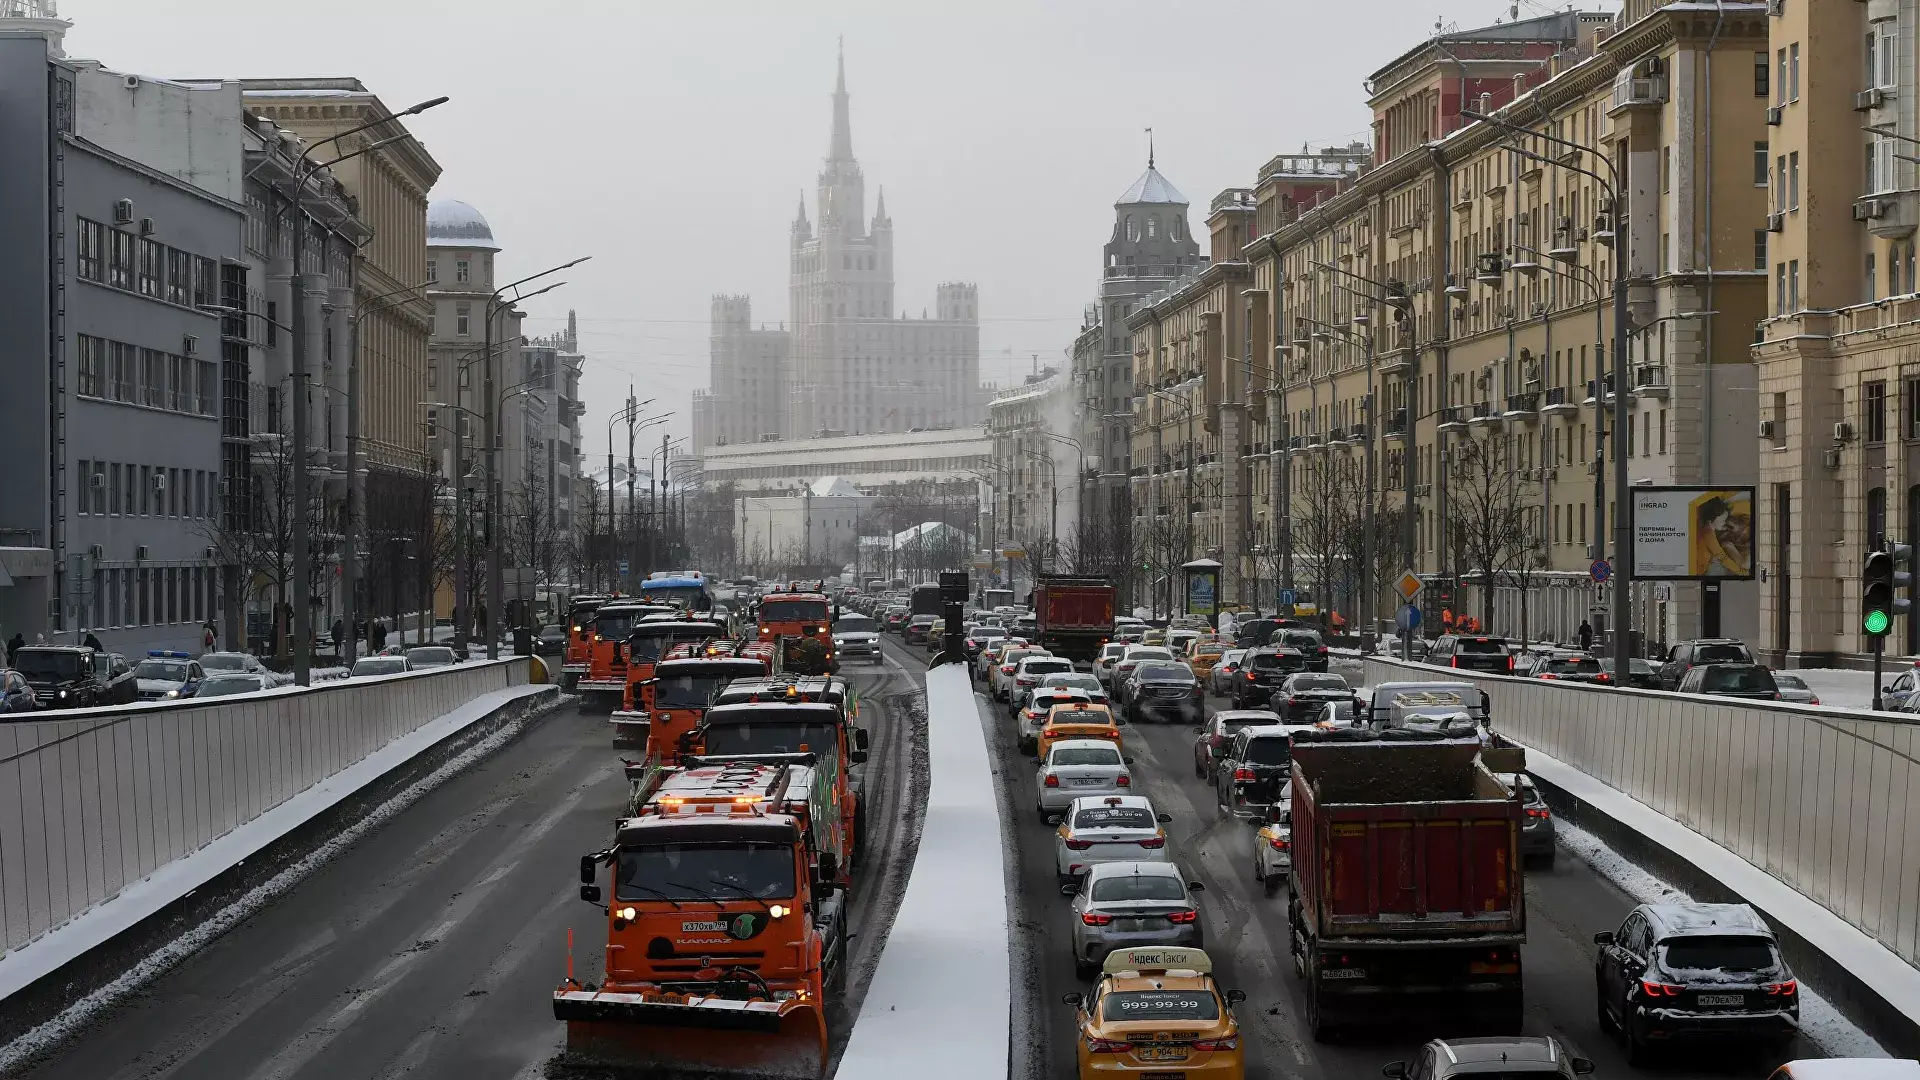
[662, 880, 731, 908]
[702, 877, 773, 913]
[621, 883, 684, 910]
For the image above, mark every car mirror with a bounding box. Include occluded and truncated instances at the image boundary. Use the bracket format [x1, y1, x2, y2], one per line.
[1593, 930, 1615, 946]
[1061, 992, 1084, 1007]
[579, 884, 601, 903]
[850, 750, 869, 765]
[856, 728, 871, 751]
[1225, 988, 1245, 1005]
[1382, 1064, 1408, 1079]
[1122, 756, 1135, 765]
[580, 854, 598, 884]
[1187, 880, 1204, 891]
[1885, 685, 1894, 694]
[1191, 725, 1204, 734]
[1571, 1058, 1595, 1075]
[1157, 813, 1173, 823]
[1059, 880, 1079, 896]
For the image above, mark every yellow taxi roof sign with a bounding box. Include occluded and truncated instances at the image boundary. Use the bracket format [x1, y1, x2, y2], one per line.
[1102, 946, 1213, 976]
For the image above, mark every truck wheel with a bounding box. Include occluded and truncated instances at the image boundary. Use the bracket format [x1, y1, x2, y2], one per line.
[1263, 876, 1281, 898]
[1306, 983, 1334, 1042]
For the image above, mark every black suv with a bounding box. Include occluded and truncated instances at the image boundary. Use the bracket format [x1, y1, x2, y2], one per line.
[1124, 662, 1201, 724]
[1657, 638, 1755, 691]
[1271, 672, 1351, 721]
[1274, 628, 1330, 672]
[1427, 634, 1514, 673]
[1594, 902, 1798, 1063]
[1231, 646, 1307, 707]
[1676, 662, 1781, 701]
[1213, 726, 1298, 819]
[1386, 1037, 1594, 1079]
[12, 646, 135, 710]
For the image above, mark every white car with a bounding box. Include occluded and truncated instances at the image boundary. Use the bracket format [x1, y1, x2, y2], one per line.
[831, 615, 882, 662]
[194, 672, 272, 698]
[133, 654, 204, 701]
[1251, 793, 1293, 896]
[990, 645, 1051, 701]
[1093, 642, 1127, 687]
[404, 646, 459, 670]
[1052, 794, 1171, 886]
[198, 650, 288, 686]
[1038, 738, 1131, 818]
[1009, 655, 1076, 711]
[1166, 629, 1202, 657]
[1036, 672, 1107, 705]
[1018, 687, 1096, 753]
[351, 655, 412, 677]
[1209, 648, 1247, 695]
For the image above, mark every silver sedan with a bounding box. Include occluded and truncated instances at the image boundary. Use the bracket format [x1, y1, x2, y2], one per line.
[1068, 861, 1205, 978]
[1036, 739, 1131, 818]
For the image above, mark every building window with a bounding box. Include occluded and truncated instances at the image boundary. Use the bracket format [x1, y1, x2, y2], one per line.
[1777, 48, 1787, 105]
[1868, 379, 1888, 443]
[1789, 152, 1800, 209]
[77, 334, 104, 397]
[1789, 42, 1800, 100]
[77, 218, 104, 281]
[194, 256, 216, 308]
[1788, 259, 1801, 310]
[1658, 408, 1668, 454]
[109, 229, 134, 289]
[1777, 261, 1788, 312]
[197, 360, 217, 415]
[1905, 378, 1920, 439]
[1753, 142, 1768, 187]
[456, 302, 470, 336]
[427, 259, 438, 283]
[266, 301, 278, 347]
[1754, 50, 1768, 97]
[141, 349, 165, 408]
[1662, 147, 1672, 192]
[1776, 155, 1786, 209]
[139, 465, 151, 516]
[138, 238, 163, 298]
[455, 259, 471, 283]
[168, 353, 187, 411]
[167, 248, 189, 305]
[1896, 244, 1907, 294]
[1754, 229, 1767, 271]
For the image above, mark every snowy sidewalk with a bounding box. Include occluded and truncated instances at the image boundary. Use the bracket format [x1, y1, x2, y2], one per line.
[837, 662, 1008, 1080]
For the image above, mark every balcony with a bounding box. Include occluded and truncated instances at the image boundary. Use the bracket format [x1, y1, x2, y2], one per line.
[1437, 406, 1468, 433]
[1384, 408, 1409, 441]
[1467, 401, 1500, 427]
[1609, 70, 1666, 115]
[1503, 391, 1540, 422]
[1585, 374, 1632, 405]
[1541, 385, 1579, 417]
[1633, 364, 1669, 399]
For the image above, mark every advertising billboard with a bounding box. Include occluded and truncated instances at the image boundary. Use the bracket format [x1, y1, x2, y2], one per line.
[1629, 487, 1756, 580]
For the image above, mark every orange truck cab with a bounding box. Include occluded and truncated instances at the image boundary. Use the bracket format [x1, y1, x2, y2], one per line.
[687, 699, 869, 882]
[562, 594, 613, 692]
[579, 602, 674, 711]
[608, 619, 732, 746]
[624, 656, 771, 762]
[757, 592, 836, 674]
[560, 757, 847, 1078]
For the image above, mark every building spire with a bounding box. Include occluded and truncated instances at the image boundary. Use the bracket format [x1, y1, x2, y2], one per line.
[874, 186, 887, 222]
[1146, 126, 1155, 169]
[829, 38, 854, 163]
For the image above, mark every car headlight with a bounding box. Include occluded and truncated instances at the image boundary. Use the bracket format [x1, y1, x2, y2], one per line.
[164, 689, 180, 698]
[57, 690, 67, 698]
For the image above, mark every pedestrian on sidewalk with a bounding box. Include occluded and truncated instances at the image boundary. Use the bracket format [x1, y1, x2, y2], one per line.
[82, 629, 102, 652]
[1577, 620, 1593, 652]
[5, 632, 22, 666]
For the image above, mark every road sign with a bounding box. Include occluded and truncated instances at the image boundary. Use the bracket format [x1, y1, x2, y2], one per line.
[1393, 571, 1423, 602]
[1396, 604, 1423, 631]
[618, 559, 629, 576]
[1277, 587, 1297, 607]
[1589, 559, 1612, 584]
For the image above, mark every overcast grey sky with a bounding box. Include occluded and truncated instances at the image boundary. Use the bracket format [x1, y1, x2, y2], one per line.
[65, 0, 1601, 453]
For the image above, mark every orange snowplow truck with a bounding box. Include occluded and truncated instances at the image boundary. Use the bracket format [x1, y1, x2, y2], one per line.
[687, 695, 869, 881]
[607, 618, 731, 746]
[756, 591, 835, 675]
[561, 594, 613, 693]
[558, 757, 848, 1078]
[626, 654, 771, 763]
[577, 601, 673, 711]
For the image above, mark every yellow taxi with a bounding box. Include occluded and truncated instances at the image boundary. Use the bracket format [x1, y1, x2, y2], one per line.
[1140, 628, 1168, 647]
[1064, 947, 1246, 1080]
[1038, 701, 1122, 760]
[1185, 641, 1226, 681]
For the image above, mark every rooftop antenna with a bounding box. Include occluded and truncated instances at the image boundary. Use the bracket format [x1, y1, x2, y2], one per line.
[1145, 126, 1155, 168]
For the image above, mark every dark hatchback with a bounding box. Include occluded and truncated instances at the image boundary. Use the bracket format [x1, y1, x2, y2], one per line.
[1532, 653, 1610, 685]
[1271, 672, 1352, 721]
[1599, 657, 1663, 690]
[1595, 902, 1798, 1063]
[1276, 629, 1330, 672]
[534, 625, 568, 656]
[1126, 662, 1202, 723]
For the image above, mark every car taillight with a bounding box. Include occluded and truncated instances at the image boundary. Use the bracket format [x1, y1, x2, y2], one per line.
[1064, 837, 1092, 850]
[1234, 767, 1256, 782]
[1765, 980, 1797, 996]
[1084, 1036, 1129, 1053]
[1116, 775, 1131, 786]
[1269, 835, 1290, 851]
[1506, 656, 1515, 672]
[1001, 665, 1015, 674]
[1134, 835, 1163, 848]
[1105, 729, 1120, 738]
[1451, 657, 1460, 667]
[1810, 695, 1821, 705]
[1539, 673, 1558, 680]
[1526, 806, 1551, 819]
[1595, 673, 1611, 682]
[1044, 774, 1060, 787]
[1640, 979, 1684, 997]
[1165, 908, 1197, 923]
[1317, 647, 1328, 655]
[1080, 912, 1113, 926]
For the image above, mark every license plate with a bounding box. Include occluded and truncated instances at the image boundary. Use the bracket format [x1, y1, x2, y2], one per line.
[1321, 967, 1365, 980]
[1136, 1046, 1189, 1062]
[681, 920, 726, 932]
[1140, 1072, 1187, 1080]
[1113, 917, 1159, 931]
[1697, 994, 1743, 1007]
[1073, 777, 1107, 786]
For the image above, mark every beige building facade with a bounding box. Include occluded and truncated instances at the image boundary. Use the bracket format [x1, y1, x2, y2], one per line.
[1756, 0, 1920, 664]
[1130, 2, 1766, 649]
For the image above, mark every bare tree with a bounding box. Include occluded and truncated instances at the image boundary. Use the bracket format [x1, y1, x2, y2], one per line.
[1291, 452, 1360, 623]
[1444, 431, 1542, 631]
[199, 433, 337, 662]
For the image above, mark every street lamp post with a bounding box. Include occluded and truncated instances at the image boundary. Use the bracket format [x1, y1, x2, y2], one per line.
[604, 402, 664, 590]
[277, 95, 446, 686]
[1043, 430, 1084, 574]
[1020, 446, 1059, 571]
[483, 259, 588, 658]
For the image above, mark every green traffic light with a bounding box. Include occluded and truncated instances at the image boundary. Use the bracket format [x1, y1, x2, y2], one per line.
[1866, 609, 1892, 635]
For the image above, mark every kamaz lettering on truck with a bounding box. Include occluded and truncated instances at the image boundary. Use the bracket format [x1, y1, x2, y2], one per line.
[1286, 732, 1525, 1039]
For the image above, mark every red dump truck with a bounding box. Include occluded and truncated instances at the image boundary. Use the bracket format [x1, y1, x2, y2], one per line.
[1030, 575, 1115, 663]
[1285, 734, 1526, 1040]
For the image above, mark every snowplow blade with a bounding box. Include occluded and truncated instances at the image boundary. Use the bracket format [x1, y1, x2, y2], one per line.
[608, 711, 649, 748]
[554, 989, 827, 1078]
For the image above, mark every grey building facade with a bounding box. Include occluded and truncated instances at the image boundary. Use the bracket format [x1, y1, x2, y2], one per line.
[0, 31, 241, 655]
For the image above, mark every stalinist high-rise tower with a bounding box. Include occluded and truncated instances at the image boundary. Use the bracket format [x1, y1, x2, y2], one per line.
[693, 47, 983, 453]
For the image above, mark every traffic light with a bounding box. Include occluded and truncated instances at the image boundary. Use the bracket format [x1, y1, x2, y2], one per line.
[1863, 543, 1913, 637]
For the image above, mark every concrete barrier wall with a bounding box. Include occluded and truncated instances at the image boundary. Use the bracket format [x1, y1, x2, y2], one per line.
[0, 660, 528, 956]
[1363, 656, 1920, 968]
